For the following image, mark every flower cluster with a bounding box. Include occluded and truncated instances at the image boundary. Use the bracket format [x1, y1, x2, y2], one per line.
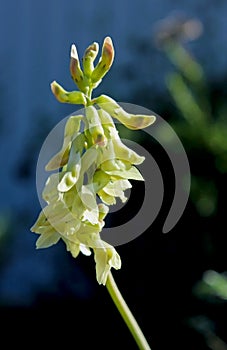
[31, 37, 156, 285]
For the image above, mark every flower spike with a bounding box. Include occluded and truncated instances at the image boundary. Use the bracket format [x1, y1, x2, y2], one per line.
[31, 35, 155, 350]
[31, 36, 156, 286]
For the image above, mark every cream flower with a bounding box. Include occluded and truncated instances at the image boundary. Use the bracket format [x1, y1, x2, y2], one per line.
[31, 36, 155, 285]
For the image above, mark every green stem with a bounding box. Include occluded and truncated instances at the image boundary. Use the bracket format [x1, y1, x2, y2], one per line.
[87, 85, 93, 101]
[106, 272, 152, 350]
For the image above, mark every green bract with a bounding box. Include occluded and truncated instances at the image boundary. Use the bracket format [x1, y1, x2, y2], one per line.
[31, 36, 156, 285]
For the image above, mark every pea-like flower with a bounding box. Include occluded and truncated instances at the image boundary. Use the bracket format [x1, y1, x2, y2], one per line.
[95, 94, 156, 130]
[31, 104, 145, 284]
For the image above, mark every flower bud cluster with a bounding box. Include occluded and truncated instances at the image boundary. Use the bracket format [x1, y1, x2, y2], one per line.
[31, 37, 156, 285]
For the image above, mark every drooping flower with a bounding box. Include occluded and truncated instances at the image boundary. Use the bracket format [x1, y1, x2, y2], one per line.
[95, 94, 156, 130]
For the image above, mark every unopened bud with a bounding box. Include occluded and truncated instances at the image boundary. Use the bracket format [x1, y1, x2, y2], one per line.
[82, 42, 99, 77]
[70, 44, 86, 92]
[51, 81, 87, 105]
[95, 94, 156, 129]
[91, 36, 115, 84]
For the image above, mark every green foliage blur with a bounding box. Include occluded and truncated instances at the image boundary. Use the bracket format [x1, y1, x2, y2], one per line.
[154, 14, 227, 349]
[154, 15, 227, 218]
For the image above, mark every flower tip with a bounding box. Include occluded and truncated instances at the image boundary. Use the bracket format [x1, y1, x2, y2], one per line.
[90, 36, 115, 84]
[90, 41, 99, 52]
[104, 36, 113, 46]
[50, 80, 58, 94]
[103, 36, 114, 62]
[148, 114, 156, 125]
[50, 80, 66, 102]
[70, 44, 79, 60]
[98, 203, 109, 221]
[126, 114, 156, 130]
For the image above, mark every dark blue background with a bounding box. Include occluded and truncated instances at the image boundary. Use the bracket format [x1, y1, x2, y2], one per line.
[0, 1, 227, 349]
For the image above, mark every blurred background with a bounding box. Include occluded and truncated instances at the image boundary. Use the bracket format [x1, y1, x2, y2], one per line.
[0, 0, 227, 349]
